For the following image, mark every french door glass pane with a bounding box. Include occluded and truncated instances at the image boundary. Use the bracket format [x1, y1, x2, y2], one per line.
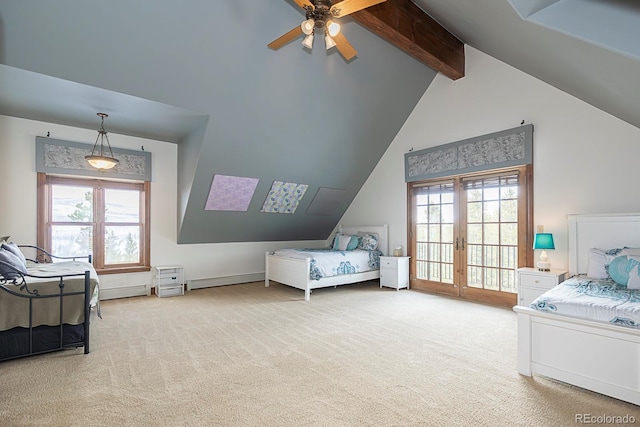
[105, 226, 140, 264]
[415, 182, 454, 284]
[51, 185, 93, 222]
[464, 174, 519, 293]
[51, 225, 93, 260]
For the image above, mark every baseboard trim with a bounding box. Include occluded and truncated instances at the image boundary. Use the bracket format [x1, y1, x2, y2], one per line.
[99, 274, 265, 299]
[100, 284, 152, 300]
[187, 273, 265, 291]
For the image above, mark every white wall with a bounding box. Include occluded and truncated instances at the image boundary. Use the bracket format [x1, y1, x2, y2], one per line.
[0, 115, 320, 294]
[4, 46, 640, 292]
[341, 46, 640, 272]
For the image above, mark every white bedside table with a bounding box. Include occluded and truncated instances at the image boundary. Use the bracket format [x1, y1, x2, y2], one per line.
[153, 265, 185, 298]
[380, 256, 410, 291]
[517, 267, 567, 306]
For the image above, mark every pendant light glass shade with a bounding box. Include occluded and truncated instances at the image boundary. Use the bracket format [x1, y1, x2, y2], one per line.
[327, 20, 341, 37]
[301, 19, 315, 35]
[302, 33, 314, 49]
[85, 113, 119, 170]
[325, 33, 336, 50]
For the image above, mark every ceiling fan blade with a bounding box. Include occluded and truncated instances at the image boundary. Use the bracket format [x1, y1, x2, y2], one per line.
[268, 26, 304, 50]
[332, 32, 357, 61]
[293, 0, 315, 9]
[330, 0, 387, 17]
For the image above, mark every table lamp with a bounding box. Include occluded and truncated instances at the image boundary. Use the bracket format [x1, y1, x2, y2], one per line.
[533, 233, 555, 271]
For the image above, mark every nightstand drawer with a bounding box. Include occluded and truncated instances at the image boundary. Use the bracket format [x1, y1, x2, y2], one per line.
[516, 268, 567, 306]
[519, 274, 558, 288]
[380, 258, 398, 270]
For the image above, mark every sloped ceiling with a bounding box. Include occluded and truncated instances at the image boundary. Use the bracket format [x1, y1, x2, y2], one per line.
[0, 0, 438, 243]
[2, 1, 640, 243]
[414, 0, 640, 131]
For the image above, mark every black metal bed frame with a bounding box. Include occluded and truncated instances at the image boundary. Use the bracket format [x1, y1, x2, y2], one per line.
[0, 246, 94, 362]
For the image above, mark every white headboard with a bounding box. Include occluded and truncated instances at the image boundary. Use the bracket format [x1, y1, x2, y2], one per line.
[338, 224, 389, 256]
[568, 213, 640, 276]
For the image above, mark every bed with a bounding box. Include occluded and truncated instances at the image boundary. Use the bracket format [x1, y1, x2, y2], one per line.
[513, 213, 640, 405]
[265, 224, 389, 301]
[0, 244, 99, 362]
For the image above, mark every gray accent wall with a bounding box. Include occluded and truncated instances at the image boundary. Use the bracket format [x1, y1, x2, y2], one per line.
[0, 1, 437, 243]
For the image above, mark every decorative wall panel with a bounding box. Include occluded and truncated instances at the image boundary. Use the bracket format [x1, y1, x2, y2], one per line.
[261, 181, 308, 214]
[306, 188, 347, 216]
[36, 136, 152, 181]
[205, 174, 259, 211]
[404, 124, 533, 182]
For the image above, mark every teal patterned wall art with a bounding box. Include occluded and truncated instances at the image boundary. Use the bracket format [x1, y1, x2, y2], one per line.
[261, 181, 308, 214]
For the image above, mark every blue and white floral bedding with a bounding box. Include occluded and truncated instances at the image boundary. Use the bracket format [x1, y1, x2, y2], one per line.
[271, 248, 383, 280]
[530, 276, 640, 329]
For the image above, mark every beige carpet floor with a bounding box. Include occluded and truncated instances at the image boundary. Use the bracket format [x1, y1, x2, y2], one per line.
[1, 281, 638, 426]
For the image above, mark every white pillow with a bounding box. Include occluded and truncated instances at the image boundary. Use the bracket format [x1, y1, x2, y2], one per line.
[332, 233, 358, 251]
[621, 248, 640, 256]
[337, 234, 352, 251]
[586, 248, 622, 279]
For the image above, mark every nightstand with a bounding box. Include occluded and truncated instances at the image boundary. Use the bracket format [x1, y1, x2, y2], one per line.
[517, 267, 567, 306]
[153, 265, 185, 298]
[380, 256, 410, 291]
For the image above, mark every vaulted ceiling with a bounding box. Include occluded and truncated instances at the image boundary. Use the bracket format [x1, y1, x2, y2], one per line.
[1, 0, 639, 243]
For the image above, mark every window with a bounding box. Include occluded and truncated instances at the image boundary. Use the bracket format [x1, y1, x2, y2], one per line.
[38, 173, 150, 274]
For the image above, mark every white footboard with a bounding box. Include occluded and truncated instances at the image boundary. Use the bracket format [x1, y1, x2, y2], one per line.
[265, 252, 313, 300]
[514, 306, 640, 405]
[265, 252, 381, 301]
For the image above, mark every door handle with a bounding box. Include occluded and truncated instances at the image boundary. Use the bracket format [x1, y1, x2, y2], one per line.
[461, 237, 465, 250]
[455, 237, 459, 250]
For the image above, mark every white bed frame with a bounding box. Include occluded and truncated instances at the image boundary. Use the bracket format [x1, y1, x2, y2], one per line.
[265, 224, 389, 301]
[514, 213, 640, 405]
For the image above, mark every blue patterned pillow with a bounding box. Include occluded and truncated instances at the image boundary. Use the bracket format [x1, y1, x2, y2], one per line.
[608, 256, 629, 286]
[608, 255, 640, 289]
[357, 233, 378, 251]
[0, 248, 27, 280]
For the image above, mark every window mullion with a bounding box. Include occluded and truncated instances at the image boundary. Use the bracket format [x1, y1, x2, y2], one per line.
[94, 185, 105, 269]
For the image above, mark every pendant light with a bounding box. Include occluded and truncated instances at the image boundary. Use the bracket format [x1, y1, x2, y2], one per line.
[85, 113, 119, 170]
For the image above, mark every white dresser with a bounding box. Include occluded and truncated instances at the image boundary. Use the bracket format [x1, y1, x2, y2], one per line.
[516, 267, 567, 306]
[379, 256, 410, 291]
[153, 265, 185, 298]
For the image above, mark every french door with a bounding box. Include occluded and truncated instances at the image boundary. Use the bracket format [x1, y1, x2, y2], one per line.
[408, 166, 533, 306]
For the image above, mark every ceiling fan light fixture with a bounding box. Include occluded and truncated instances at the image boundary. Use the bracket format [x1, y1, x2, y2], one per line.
[324, 33, 336, 50]
[327, 20, 341, 37]
[85, 112, 119, 170]
[302, 33, 314, 49]
[301, 18, 315, 35]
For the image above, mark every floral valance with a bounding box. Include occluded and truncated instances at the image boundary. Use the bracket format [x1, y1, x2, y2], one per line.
[404, 124, 533, 182]
[35, 136, 152, 181]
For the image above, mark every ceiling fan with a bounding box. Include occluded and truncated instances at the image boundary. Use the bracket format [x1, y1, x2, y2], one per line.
[268, 0, 387, 61]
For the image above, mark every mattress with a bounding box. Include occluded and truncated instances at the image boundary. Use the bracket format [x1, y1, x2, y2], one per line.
[530, 276, 640, 329]
[0, 260, 99, 330]
[271, 248, 382, 280]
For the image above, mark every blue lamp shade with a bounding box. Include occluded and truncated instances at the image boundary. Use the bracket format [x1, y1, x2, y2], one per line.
[533, 233, 555, 250]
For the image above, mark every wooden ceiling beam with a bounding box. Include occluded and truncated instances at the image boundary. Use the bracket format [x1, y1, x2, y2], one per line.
[351, 0, 465, 80]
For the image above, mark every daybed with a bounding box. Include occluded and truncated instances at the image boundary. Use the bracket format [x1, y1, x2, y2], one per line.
[0, 243, 99, 362]
[513, 213, 640, 406]
[265, 224, 389, 301]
